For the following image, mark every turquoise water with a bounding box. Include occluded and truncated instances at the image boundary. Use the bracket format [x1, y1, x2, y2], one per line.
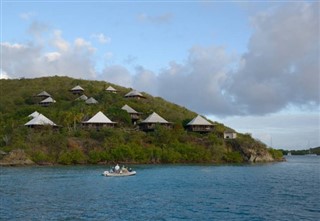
[0, 156, 319, 221]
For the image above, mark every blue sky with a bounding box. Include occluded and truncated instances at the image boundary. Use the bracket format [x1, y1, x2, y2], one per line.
[1, 0, 319, 150]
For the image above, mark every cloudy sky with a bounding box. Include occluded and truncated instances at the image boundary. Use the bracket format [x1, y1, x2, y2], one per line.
[1, 1, 319, 150]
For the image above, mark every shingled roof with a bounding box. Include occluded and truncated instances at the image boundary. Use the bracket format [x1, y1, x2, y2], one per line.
[70, 85, 84, 91]
[85, 97, 98, 104]
[187, 115, 213, 126]
[83, 111, 115, 124]
[141, 112, 169, 124]
[25, 114, 57, 126]
[28, 111, 40, 118]
[76, 94, 88, 101]
[121, 104, 138, 114]
[36, 91, 51, 97]
[106, 86, 117, 92]
[124, 90, 145, 98]
[40, 97, 56, 104]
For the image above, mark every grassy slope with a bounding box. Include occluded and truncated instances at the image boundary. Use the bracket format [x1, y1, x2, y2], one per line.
[0, 76, 282, 164]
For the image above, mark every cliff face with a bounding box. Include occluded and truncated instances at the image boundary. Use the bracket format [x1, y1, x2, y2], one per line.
[0, 149, 35, 166]
[246, 148, 274, 162]
[226, 135, 278, 163]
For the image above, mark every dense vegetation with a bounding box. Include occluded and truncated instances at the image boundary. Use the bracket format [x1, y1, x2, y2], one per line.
[0, 76, 283, 165]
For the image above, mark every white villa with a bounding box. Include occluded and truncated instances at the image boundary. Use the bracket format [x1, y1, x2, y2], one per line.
[139, 112, 171, 131]
[39, 97, 56, 107]
[121, 104, 141, 124]
[124, 90, 146, 99]
[186, 115, 214, 132]
[106, 86, 118, 93]
[224, 131, 237, 139]
[85, 97, 98, 104]
[28, 111, 40, 118]
[70, 85, 84, 95]
[76, 94, 88, 101]
[36, 91, 51, 98]
[25, 113, 57, 128]
[82, 111, 116, 129]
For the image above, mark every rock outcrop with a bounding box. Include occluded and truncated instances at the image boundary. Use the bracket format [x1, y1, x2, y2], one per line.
[0, 149, 35, 166]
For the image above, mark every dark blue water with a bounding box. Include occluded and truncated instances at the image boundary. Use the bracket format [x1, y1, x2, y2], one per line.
[1, 156, 319, 221]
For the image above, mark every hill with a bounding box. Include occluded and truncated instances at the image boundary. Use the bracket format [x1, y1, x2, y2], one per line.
[0, 76, 283, 165]
[280, 147, 320, 156]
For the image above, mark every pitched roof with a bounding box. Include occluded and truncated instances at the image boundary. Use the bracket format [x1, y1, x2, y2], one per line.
[71, 85, 84, 91]
[84, 111, 115, 124]
[40, 97, 56, 103]
[25, 114, 57, 126]
[28, 111, 40, 118]
[37, 91, 51, 97]
[76, 94, 88, 101]
[187, 115, 213, 126]
[106, 86, 117, 91]
[125, 90, 144, 97]
[141, 112, 169, 124]
[121, 104, 138, 114]
[85, 97, 98, 104]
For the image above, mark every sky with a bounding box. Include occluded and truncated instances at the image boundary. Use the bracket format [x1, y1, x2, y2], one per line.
[1, 0, 319, 150]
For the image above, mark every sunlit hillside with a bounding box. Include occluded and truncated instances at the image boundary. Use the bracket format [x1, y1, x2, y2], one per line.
[0, 76, 283, 165]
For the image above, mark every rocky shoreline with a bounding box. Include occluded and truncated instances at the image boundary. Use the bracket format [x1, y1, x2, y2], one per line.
[0, 149, 284, 166]
[0, 149, 35, 166]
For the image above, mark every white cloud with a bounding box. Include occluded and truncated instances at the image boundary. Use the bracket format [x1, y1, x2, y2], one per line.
[156, 45, 236, 115]
[74, 38, 96, 53]
[52, 30, 69, 52]
[1, 27, 97, 79]
[133, 66, 157, 95]
[91, 33, 111, 44]
[1, 42, 26, 49]
[143, 2, 318, 116]
[44, 52, 61, 62]
[100, 65, 132, 87]
[227, 2, 319, 115]
[0, 69, 10, 79]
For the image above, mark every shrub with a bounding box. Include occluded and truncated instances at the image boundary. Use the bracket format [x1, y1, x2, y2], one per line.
[223, 152, 243, 163]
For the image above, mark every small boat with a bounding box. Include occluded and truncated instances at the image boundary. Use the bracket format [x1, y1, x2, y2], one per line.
[102, 164, 136, 177]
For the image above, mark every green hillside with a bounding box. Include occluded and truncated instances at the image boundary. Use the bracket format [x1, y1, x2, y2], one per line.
[0, 76, 283, 165]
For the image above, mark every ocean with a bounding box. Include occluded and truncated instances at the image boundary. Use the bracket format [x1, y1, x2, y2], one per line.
[0, 156, 319, 221]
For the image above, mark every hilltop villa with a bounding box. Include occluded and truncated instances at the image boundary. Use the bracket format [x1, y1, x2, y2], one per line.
[28, 111, 40, 118]
[70, 85, 84, 95]
[186, 115, 214, 132]
[124, 90, 146, 99]
[82, 111, 116, 129]
[224, 131, 237, 139]
[36, 91, 51, 98]
[25, 113, 57, 128]
[85, 97, 98, 105]
[139, 112, 171, 131]
[76, 94, 88, 101]
[106, 86, 118, 93]
[22, 84, 233, 135]
[39, 97, 56, 107]
[121, 104, 141, 124]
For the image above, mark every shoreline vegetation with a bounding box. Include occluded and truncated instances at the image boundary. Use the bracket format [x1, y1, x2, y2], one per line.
[0, 76, 284, 166]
